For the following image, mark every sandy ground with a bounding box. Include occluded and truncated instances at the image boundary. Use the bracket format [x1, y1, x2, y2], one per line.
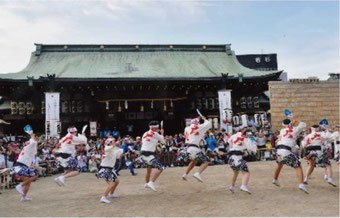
[0, 161, 339, 217]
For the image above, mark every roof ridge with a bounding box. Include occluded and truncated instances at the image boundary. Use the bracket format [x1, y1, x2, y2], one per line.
[34, 43, 232, 55]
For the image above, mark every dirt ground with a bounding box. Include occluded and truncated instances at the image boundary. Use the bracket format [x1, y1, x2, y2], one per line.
[0, 161, 339, 217]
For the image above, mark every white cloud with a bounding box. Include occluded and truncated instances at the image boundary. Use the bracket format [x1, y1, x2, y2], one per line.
[0, 0, 212, 75]
[104, 0, 210, 25]
[0, 5, 68, 74]
[275, 35, 339, 80]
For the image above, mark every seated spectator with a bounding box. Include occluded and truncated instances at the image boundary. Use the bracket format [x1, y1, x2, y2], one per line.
[206, 133, 217, 152]
[42, 144, 51, 160]
[77, 152, 88, 172]
[176, 143, 188, 166]
[88, 155, 98, 173]
[176, 133, 185, 147]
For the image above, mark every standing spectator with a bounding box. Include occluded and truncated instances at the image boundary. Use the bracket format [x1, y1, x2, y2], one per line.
[115, 137, 136, 176]
[271, 131, 280, 148]
[221, 129, 229, 142]
[256, 132, 267, 161]
[0, 141, 6, 169]
[166, 135, 177, 167]
[6, 144, 17, 168]
[127, 138, 138, 162]
[134, 136, 142, 152]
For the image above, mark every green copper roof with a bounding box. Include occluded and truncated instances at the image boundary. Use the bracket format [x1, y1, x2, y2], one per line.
[0, 44, 280, 80]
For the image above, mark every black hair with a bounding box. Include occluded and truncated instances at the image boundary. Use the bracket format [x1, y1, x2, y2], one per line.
[312, 125, 319, 128]
[283, 119, 291, 125]
[241, 128, 249, 134]
[149, 121, 159, 126]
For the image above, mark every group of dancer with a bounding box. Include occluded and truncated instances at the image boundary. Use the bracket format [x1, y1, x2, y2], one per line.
[9, 115, 339, 203]
[273, 118, 338, 194]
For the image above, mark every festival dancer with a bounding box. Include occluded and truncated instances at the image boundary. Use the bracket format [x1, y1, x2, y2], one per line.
[272, 118, 308, 194]
[181, 116, 211, 182]
[302, 125, 337, 187]
[333, 125, 340, 164]
[227, 128, 257, 194]
[10, 133, 39, 202]
[135, 121, 165, 192]
[96, 137, 123, 203]
[54, 126, 87, 186]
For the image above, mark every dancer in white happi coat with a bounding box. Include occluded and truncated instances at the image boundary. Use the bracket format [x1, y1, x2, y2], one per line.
[10, 133, 39, 201]
[272, 118, 309, 194]
[227, 128, 257, 194]
[181, 116, 210, 182]
[96, 138, 123, 203]
[332, 125, 340, 164]
[136, 121, 165, 192]
[302, 125, 337, 187]
[54, 126, 87, 186]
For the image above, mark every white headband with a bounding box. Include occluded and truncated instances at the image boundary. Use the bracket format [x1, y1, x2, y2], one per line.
[149, 125, 159, 128]
[67, 127, 77, 133]
[191, 118, 199, 124]
[105, 138, 115, 145]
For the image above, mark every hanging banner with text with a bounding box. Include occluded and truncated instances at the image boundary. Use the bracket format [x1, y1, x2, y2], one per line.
[90, 121, 97, 137]
[218, 90, 232, 133]
[45, 93, 60, 120]
[45, 92, 60, 138]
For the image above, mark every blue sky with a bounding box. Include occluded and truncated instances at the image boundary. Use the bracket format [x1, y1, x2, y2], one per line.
[0, 0, 338, 79]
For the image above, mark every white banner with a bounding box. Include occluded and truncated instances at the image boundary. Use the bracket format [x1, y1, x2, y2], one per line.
[90, 121, 97, 137]
[45, 92, 60, 138]
[218, 90, 232, 133]
[45, 93, 60, 120]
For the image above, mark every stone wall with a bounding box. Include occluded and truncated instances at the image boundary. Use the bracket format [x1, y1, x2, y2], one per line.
[269, 81, 339, 131]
